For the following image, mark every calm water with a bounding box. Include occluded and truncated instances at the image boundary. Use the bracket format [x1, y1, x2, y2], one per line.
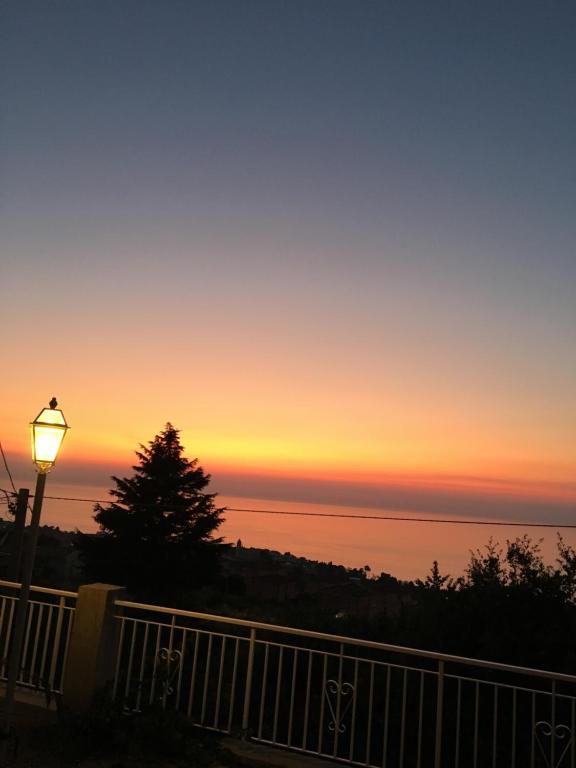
[29, 483, 576, 582]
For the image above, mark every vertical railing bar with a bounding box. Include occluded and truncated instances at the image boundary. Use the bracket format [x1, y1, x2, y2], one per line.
[0, 596, 6, 641]
[242, 628, 256, 732]
[511, 688, 517, 768]
[434, 660, 445, 768]
[38, 603, 53, 684]
[21, 602, 34, 682]
[30, 603, 44, 685]
[455, 678, 461, 768]
[348, 657, 359, 763]
[160, 616, 177, 711]
[530, 691, 536, 768]
[227, 637, 240, 733]
[213, 636, 226, 730]
[364, 661, 375, 766]
[63, 606, 74, 645]
[302, 650, 312, 752]
[2, 601, 15, 678]
[1, 597, 11, 679]
[200, 634, 214, 725]
[491, 686, 498, 768]
[29, 603, 43, 683]
[186, 630, 200, 718]
[317, 653, 328, 755]
[257, 643, 270, 740]
[382, 664, 391, 768]
[272, 646, 284, 744]
[112, 617, 126, 701]
[570, 695, 575, 768]
[123, 620, 137, 702]
[334, 644, 344, 758]
[473, 680, 479, 768]
[287, 648, 298, 747]
[58, 606, 74, 692]
[135, 622, 149, 711]
[417, 671, 425, 768]
[18, 603, 35, 682]
[399, 667, 408, 768]
[149, 622, 163, 705]
[0, 597, 7, 678]
[174, 628, 187, 711]
[551, 680, 557, 768]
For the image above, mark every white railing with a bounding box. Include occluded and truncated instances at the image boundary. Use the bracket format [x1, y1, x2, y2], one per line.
[0, 580, 77, 695]
[113, 599, 576, 768]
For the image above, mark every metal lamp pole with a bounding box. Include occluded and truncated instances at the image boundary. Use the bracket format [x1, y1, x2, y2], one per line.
[1, 398, 69, 736]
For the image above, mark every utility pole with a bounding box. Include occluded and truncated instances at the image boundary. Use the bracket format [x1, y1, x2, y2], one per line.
[6, 489, 29, 582]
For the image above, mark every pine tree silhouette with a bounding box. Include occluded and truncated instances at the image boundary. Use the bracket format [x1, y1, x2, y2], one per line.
[77, 423, 227, 603]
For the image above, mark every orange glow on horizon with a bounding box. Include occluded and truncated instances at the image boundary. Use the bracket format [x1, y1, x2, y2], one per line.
[2, 379, 574, 512]
[4, 440, 575, 508]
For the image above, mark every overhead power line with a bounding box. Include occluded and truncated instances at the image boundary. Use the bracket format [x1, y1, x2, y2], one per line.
[35, 493, 576, 529]
[0, 442, 17, 494]
[224, 507, 576, 529]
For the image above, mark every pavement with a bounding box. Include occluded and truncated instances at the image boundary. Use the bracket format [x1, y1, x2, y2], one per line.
[223, 738, 343, 768]
[0, 688, 343, 768]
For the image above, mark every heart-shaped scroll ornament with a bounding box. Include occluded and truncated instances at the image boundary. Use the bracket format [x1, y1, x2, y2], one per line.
[324, 679, 355, 734]
[156, 647, 183, 700]
[534, 721, 572, 768]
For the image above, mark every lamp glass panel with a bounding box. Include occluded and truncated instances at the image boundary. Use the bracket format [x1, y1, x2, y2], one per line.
[31, 407, 68, 466]
[33, 425, 66, 464]
[35, 408, 66, 427]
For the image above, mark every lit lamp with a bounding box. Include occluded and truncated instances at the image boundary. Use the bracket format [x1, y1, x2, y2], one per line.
[1, 398, 69, 736]
[31, 397, 69, 473]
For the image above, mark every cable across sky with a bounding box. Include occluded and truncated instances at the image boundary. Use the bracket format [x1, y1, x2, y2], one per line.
[18, 494, 575, 530]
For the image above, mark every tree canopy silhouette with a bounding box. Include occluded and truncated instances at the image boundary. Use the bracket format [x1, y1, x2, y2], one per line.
[77, 423, 227, 603]
[406, 536, 576, 671]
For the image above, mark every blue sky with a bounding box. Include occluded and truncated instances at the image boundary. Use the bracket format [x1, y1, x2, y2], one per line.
[1, 1, 575, 523]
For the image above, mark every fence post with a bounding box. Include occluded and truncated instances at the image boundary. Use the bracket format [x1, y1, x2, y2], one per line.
[62, 583, 124, 713]
[241, 628, 256, 733]
[434, 660, 445, 768]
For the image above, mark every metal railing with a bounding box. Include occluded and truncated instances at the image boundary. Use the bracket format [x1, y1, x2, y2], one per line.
[0, 580, 76, 695]
[113, 599, 576, 768]
[1, 580, 572, 766]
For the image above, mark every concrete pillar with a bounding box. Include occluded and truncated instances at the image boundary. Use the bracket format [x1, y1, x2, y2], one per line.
[63, 583, 124, 712]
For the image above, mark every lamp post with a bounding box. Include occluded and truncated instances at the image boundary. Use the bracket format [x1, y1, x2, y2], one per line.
[1, 398, 69, 734]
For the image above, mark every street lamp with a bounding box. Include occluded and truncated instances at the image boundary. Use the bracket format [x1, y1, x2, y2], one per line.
[1, 398, 69, 737]
[31, 397, 69, 473]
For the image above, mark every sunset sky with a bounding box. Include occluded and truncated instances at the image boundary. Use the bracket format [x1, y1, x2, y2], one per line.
[1, 1, 575, 537]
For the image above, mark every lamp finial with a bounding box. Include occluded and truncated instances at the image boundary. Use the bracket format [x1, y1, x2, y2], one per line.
[49, 397, 58, 409]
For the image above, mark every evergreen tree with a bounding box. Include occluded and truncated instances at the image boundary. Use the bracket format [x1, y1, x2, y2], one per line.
[77, 424, 227, 604]
[414, 560, 453, 591]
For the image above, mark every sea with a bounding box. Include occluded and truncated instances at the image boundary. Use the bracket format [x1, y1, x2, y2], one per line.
[25, 482, 576, 582]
